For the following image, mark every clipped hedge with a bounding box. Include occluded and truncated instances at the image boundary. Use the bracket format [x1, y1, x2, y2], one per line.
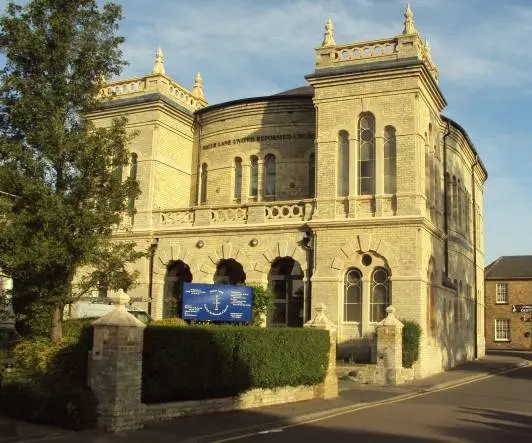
[0, 319, 96, 430]
[142, 325, 330, 403]
[402, 320, 422, 368]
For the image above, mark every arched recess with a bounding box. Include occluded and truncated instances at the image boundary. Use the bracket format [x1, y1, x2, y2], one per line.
[255, 240, 306, 275]
[330, 234, 398, 274]
[198, 240, 253, 278]
[163, 260, 193, 319]
[268, 257, 304, 327]
[155, 242, 197, 277]
[427, 257, 436, 336]
[214, 258, 246, 285]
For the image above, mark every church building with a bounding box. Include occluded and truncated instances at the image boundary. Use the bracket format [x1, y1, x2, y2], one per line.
[90, 5, 487, 377]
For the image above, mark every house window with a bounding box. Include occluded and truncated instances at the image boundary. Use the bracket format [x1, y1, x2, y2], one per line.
[344, 268, 362, 322]
[495, 283, 508, 304]
[358, 113, 375, 195]
[494, 319, 510, 341]
[264, 154, 276, 198]
[337, 131, 349, 197]
[234, 157, 242, 201]
[308, 152, 316, 197]
[200, 163, 208, 204]
[383, 126, 396, 194]
[249, 156, 258, 198]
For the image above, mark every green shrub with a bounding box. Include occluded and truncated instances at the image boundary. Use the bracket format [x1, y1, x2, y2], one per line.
[249, 285, 273, 326]
[150, 317, 188, 327]
[402, 320, 422, 368]
[0, 319, 96, 429]
[142, 325, 330, 403]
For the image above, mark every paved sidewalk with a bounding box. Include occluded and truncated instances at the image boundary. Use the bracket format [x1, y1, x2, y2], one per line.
[0, 352, 529, 442]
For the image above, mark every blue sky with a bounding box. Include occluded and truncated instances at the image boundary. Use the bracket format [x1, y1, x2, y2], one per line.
[3, 0, 532, 264]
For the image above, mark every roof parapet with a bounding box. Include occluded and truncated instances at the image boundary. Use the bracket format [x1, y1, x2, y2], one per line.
[315, 6, 438, 83]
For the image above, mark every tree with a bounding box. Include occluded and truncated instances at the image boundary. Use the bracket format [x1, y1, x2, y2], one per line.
[0, 0, 144, 341]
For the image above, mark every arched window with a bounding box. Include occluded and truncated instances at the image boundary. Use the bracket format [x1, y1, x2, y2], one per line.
[128, 153, 138, 211]
[370, 267, 390, 322]
[452, 176, 458, 225]
[458, 179, 462, 228]
[344, 268, 362, 322]
[268, 257, 304, 327]
[249, 155, 258, 199]
[337, 131, 349, 197]
[214, 258, 246, 285]
[308, 152, 316, 197]
[264, 154, 276, 198]
[358, 113, 376, 195]
[234, 157, 242, 202]
[200, 163, 208, 204]
[384, 126, 397, 194]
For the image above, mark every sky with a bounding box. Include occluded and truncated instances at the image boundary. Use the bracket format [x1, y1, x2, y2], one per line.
[2, 0, 532, 265]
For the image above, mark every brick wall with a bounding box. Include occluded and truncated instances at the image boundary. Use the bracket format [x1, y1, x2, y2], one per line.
[485, 280, 532, 350]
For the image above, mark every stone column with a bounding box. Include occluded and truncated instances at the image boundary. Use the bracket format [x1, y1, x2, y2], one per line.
[89, 290, 146, 432]
[305, 304, 338, 399]
[376, 306, 404, 386]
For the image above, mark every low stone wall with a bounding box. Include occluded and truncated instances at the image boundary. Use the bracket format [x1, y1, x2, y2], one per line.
[144, 385, 320, 423]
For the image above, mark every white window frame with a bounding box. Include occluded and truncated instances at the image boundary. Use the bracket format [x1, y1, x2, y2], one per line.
[495, 282, 508, 304]
[494, 319, 510, 342]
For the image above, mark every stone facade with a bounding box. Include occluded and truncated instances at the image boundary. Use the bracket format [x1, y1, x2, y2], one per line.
[89, 6, 487, 378]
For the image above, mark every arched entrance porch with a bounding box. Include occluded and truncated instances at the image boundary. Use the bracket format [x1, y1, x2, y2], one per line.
[163, 260, 193, 318]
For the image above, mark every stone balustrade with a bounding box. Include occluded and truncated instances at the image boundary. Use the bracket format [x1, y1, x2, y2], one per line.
[333, 38, 397, 63]
[100, 73, 207, 112]
[159, 209, 194, 226]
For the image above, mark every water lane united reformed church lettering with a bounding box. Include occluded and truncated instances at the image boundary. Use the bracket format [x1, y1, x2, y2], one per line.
[202, 132, 315, 150]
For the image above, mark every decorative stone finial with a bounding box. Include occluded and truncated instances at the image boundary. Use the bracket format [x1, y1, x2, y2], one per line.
[424, 37, 431, 56]
[403, 3, 416, 35]
[191, 72, 204, 99]
[108, 289, 130, 309]
[377, 305, 404, 327]
[321, 17, 336, 47]
[152, 47, 166, 75]
[304, 303, 337, 334]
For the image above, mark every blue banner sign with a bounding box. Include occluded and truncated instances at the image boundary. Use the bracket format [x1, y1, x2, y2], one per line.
[182, 283, 253, 323]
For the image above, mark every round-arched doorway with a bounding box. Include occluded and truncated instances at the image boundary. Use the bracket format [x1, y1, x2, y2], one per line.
[163, 260, 192, 318]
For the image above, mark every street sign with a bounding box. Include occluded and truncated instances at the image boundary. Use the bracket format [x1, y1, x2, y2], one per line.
[512, 305, 532, 313]
[182, 283, 253, 323]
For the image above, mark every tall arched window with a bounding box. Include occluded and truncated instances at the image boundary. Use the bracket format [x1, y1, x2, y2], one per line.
[337, 131, 349, 197]
[358, 113, 376, 195]
[308, 152, 315, 197]
[249, 155, 258, 199]
[234, 157, 242, 202]
[264, 154, 276, 198]
[344, 268, 362, 323]
[452, 176, 458, 225]
[200, 163, 208, 204]
[128, 153, 138, 211]
[370, 267, 390, 322]
[384, 126, 397, 194]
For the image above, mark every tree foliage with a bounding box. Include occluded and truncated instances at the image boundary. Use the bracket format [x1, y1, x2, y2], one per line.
[0, 0, 144, 340]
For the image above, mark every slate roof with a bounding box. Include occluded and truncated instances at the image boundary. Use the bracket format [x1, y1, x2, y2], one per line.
[485, 256, 532, 280]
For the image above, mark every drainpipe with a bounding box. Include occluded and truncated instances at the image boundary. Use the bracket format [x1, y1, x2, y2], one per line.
[147, 237, 159, 316]
[471, 155, 479, 359]
[195, 113, 203, 206]
[442, 120, 453, 287]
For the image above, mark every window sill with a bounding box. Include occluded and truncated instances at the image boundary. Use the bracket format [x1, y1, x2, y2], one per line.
[495, 302, 509, 305]
[494, 339, 511, 342]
